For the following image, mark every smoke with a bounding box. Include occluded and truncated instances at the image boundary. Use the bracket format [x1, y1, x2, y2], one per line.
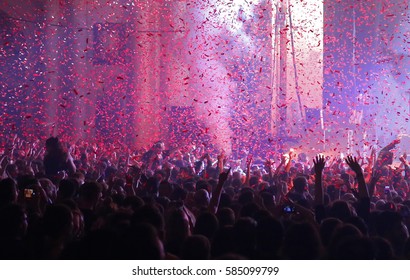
[184, 0, 259, 155]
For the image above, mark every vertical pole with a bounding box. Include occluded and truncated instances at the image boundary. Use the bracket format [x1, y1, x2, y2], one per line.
[278, 0, 288, 139]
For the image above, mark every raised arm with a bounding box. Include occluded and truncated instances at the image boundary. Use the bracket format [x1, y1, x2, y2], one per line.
[313, 155, 326, 224]
[313, 155, 326, 206]
[368, 173, 380, 198]
[264, 158, 274, 182]
[209, 168, 230, 214]
[217, 151, 225, 175]
[284, 151, 294, 173]
[381, 139, 400, 153]
[273, 156, 284, 178]
[374, 139, 400, 171]
[244, 154, 252, 187]
[0, 156, 10, 178]
[345, 156, 368, 198]
[66, 146, 77, 175]
[363, 147, 376, 184]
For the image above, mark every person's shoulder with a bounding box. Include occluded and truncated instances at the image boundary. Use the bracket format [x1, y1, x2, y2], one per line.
[60, 151, 70, 161]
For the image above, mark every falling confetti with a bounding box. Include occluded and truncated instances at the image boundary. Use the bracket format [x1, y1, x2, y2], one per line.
[0, 0, 408, 159]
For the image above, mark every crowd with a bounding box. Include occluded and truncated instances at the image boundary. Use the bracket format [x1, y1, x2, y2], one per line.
[0, 135, 409, 259]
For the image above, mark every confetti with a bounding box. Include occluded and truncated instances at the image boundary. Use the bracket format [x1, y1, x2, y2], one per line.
[0, 0, 407, 159]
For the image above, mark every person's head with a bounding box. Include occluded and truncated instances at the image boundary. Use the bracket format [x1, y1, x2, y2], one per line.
[238, 188, 254, 205]
[181, 235, 210, 260]
[0, 203, 28, 239]
[170, 185, 188, 202]
[165, 207, 191, 256]
[293, 176, 308, 194]
[341, 193, 357, 204]
[123, 195, 144, 212]
[211, 226, 235, 258]
[333, 236, 374, 260]
[39, 178, 57, 202]
[249, 176, 259, 188]
[347, 216, 368, 236]
[219, 192, 232, 209]
[196, 180, 211, 193]
[375, 199, 386, 210]
[326, 184, 340, 201]
[231, 178, 243, 189]
[45, 137, 62, 152]
[319, 218, 343, 248]
[159, 181, 174, 198]
[371, 236, 395, 260]
[375, 211, 409, 256]
[58, 179, 79, 201]
[104, 166, 117, 181]
[127, 165, 140, 178]
[194, 212, 219, 240]
[233, 217, 257, 258]
[153, 141, 165, 154]
[146, 176, 160, 197]
[132, 204, 165, 240]
[256, 216, 283, 259]
[239, 202, 260, 218]
[328, 223, 363, 259]
[80, 229, 119, 259]
[217, 207, 235, 227]
[121, 223, 165, 259]
[72, 172, 85, 185]
[179, 167, 192, 180]
[5, 164, 18, 178]
[298, 153, 308, 163]
[194, 189, 210, 209]
[79, 181, 102, 208]
[329, 200, 354, 222]
[183, 181, 196, 192]
[194, 161, 205, 174]
[282, 222, 323, 259]
[0, 178, 18, 207]
[42, 204, 73, 241]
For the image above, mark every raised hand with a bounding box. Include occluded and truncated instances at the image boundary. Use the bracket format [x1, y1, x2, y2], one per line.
[281, 153, 288, 165]
[366, 148, 375, 165]
[381, 139, 400, 153]
[246, 154, 253, 167]
[313, 155, 326, 208]
[288, 149, 295, 160]
[400, 153, 408, 165]
[370, 147, 376, 160]
[217, 151, 225, 162]
[345, 155, 363, 175]
[265, 158, 274, 167]
[345, 155, 368, 198]
[218, 167, 231, 183]
[313, 154, 326, 174]
[392, 139, 401, 146]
